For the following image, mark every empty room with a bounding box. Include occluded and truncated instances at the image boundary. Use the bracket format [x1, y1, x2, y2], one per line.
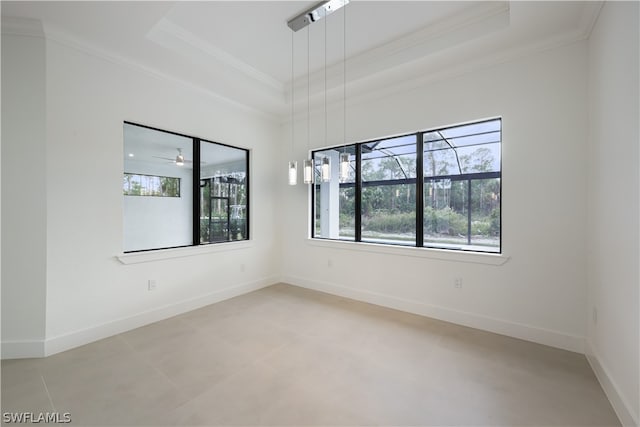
[1, 1, 638, 426]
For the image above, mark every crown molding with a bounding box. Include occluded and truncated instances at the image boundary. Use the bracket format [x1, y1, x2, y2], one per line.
[283, 1, 602, 125]
[340, 28, 591, 116]
[3, 2, 603, 125]
[146, 17, 285, 95]
[1, 16, 44, 37]
[287, 1, 510, 102]
[283, 21, 592, 127]
[5, 17, 280, 122]
[578, 1, 604, 39]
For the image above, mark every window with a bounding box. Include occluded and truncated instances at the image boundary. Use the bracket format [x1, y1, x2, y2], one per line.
[314, 145, 356, 241]
[312, 118, 501, 253]
[123, 173, 180, 197]
[123, 122, 249, 252]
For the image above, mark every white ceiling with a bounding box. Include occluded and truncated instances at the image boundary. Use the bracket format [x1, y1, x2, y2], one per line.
[2, 1, 601, 120]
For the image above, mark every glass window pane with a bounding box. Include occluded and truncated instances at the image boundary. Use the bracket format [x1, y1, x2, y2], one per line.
[423, 145, 460, 177]
[470, 178, 500, 251]
[310, 118, 500, 254]
[362, 184, 416, 245]
[361, 135, 417, 246]
[424, 119, 501, 177]
[458, 143, 500, 173]
[422, 118, 501, 252]
[200, 141, 248, 244]
[123, 123, 192, 252]
[439, 119, 501, 140]
[362, 135, 417, 181]
[424, 179, 469, 248]
[313, 146, 356, 241]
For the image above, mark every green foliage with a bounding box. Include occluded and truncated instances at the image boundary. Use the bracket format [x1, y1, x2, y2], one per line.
[339, 213, 354, 228]
[321, 142, 500, 242]
[489, 207, 500, 236]
[363, 212, 415, 234]
[471, 220, 490, 236]
[424, 206, 467, 236]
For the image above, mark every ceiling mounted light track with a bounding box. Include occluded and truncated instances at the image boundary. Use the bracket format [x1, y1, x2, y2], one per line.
[287, 0, 349, 32]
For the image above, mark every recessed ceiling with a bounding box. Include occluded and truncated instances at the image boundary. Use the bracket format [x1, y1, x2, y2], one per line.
[2, 1, 601, 119]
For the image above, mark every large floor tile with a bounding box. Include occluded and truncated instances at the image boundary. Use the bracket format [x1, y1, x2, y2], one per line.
[0, 283, 621, 426]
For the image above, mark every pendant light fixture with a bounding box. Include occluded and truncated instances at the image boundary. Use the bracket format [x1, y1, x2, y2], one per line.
[303, 25, 314, 185]
[288, 31, 297, 185]
[320, 15, 331, 183]
[321, 156, 331, 181]
[289, 161, 298, 185]
[339, 5, 349, 182]
[288, 0, 350, 185]
[339, 152, 349, 180]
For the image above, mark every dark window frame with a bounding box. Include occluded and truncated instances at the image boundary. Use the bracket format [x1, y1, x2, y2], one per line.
[123, 121, 250, 253]
[311, 118, 501, 254]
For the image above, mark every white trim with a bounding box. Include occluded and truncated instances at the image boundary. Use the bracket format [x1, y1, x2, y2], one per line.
[3, 16, 279, 123]
[3, 4, 603, 125]
[290, 1, 510, 99]
[117, 240, 254, 265]
[1, 340, 46, 360]
[43, 276, 278, 357]
[579, 1, 605, 39]
[1, 16, 44, 38]
[307, 238, 509, 266]
[148, 18, 284, 93]
[284, 275, 584, 353]
[586, 339, 638, 427]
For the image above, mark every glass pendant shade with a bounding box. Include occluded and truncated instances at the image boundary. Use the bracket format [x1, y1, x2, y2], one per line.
[321, 157, 331, 182]
[288, 161, 298, 185]
[339, 152, 349, 181]
[303, 159, 314, 184]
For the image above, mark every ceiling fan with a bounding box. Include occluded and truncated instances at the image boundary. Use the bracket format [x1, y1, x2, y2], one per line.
[153, 148, 192, 166]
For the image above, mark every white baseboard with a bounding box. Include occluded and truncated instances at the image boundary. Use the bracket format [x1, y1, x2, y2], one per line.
[1, 339, 46, 359]
[1, 276, 278, 359]
[586, 339, 638, 427]
[283, 275, 585, 353]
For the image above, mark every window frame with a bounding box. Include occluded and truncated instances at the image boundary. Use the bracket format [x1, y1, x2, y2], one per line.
[311, 118, 501, 254]
[123, 121, 250, 253]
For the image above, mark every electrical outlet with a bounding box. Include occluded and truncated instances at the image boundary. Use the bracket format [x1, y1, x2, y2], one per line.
[454, 278, 463, 289]
[148, 279, 157, 291]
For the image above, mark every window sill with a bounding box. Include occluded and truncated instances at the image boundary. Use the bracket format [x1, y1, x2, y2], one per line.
[307, 238, 509, 266]
[116, 241, 254, 265]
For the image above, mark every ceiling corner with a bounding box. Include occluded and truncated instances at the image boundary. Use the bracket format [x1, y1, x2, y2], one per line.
[578, 1, 604, 39]
[1, 15, 44, 37]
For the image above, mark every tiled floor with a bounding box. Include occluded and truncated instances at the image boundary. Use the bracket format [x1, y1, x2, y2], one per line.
[1, 283, 620, 426]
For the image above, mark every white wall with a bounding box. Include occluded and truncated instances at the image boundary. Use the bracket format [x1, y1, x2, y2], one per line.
[1, 29, 48, 357]
[586, 2, 639, 426]
[123, 161, 193, 252]
[283, 41, 590, 353]
[1, 22, 282, 356]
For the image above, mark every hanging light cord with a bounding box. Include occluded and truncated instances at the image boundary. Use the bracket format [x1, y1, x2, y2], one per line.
[307, 26, 310, 156]
[324, 13, 327, 150]
[291, 31, 294, 157]
[343, 5, 347, 149]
